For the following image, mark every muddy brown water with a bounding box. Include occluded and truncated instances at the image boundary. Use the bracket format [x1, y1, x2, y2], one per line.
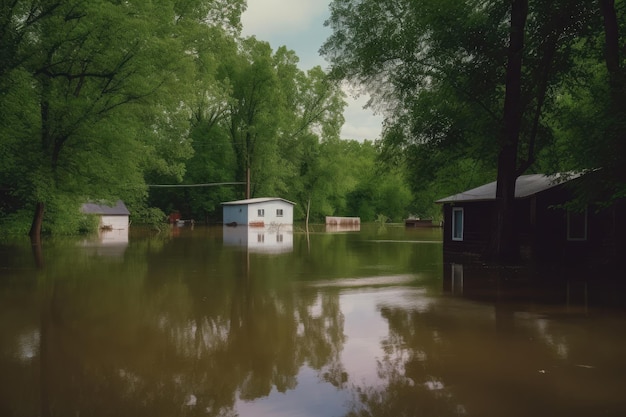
[1, 224, 625, 416]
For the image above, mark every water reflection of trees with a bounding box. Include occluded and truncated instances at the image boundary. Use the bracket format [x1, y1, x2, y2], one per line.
[344, 264, 626, 417]
[345, 304, 464, 417]
[0, 234, 346, 417]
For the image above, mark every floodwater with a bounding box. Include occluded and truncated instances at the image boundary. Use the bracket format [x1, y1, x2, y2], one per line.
[1, 224, 626, 417]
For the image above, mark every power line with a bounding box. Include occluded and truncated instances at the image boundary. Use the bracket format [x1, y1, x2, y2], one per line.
[147, 182, 246, 188]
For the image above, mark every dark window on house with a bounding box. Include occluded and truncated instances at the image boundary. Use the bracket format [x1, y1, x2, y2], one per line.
[258, 209, 265, 217]
[567, 208, 587, 241]
[452, 207, 464, 241]
[257, 234, 265, 243]
[277, 209, 283, 217]
[277, 234, 283, 243]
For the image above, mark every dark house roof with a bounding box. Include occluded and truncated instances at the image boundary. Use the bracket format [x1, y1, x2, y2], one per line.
[436, 173, 580, 204]
[81, 200, 130, 216]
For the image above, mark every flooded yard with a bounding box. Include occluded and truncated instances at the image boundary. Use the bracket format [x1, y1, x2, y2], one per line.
[1, 224, 625, 416]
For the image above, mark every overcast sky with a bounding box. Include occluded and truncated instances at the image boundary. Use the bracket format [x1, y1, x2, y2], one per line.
[240, 0, 384, 142]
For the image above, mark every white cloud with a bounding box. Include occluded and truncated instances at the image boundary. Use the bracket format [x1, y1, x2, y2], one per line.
[241, 0, 329, 37]
[240, 1, 385, 142]
[340, 93, 384, 142]
[341, 120, 382, 142]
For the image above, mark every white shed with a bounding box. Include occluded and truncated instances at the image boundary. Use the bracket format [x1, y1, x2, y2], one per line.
[221, 197, 295, 226]
[81, 200, 130, 230]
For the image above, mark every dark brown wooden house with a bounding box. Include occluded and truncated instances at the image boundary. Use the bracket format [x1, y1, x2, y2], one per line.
[436, 173, 625, 263]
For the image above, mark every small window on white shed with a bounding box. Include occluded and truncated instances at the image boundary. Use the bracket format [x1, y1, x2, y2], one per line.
[258, 209, 265, 217]
[277, 209, 283, 217]
[452, 207, 464, 241]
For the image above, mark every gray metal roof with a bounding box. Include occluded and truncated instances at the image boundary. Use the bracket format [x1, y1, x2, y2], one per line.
[436, 173, 579, 204]
[81, 200, 130, 215]
[221, 197, 296, 206]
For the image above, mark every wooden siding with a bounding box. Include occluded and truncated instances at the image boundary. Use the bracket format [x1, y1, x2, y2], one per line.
[442, 201, 493, 256]
[223, 199, 294, 226]
[441, 184, 625, 263]
[100, 215, 129, 230]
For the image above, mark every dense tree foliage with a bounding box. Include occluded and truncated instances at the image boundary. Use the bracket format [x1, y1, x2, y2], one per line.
[322, 0, 625, 260]
[9, 1, 622, 243]
[547, 0, 626, 205]
[0, 0, 245, 237]
[1, 0, 411, 237]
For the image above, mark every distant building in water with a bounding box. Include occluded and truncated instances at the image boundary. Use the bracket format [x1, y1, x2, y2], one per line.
[81, 200, 130, 231]
[221, 197, 295, 227]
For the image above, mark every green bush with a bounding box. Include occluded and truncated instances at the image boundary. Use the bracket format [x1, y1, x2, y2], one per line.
[0, 209, 33, 236]
[131, 206, 166, 231]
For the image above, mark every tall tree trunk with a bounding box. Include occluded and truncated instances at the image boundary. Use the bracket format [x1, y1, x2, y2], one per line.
[29, 202, 45, 242]
[598, 0, 626, 188]
[599, 0, 620, 78]
[246, 166, 251, 199]
[489, 0, 528, 262]
[30, 202, 45, 271]
[305, 197, 311, 232]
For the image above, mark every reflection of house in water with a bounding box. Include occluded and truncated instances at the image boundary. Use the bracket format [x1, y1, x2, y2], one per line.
[80, 228, 129, 258]
[223, 225, 293, 254]
[325, 224, 361, 233]
[442, 261, 601, 314]
[325, 216, 360, 233]
[448, 263, 464, 296]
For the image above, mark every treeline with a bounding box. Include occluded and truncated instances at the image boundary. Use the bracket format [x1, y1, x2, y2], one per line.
[5, 1, 623, 242]
[0, 0, 412, 237]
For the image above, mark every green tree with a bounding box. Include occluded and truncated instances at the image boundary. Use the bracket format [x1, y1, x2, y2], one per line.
[289, 136, 349, 225]
[220, 40, 347, 208]
[322, 0, 597, 261]
[223, 37, 284, 199]
[146, 24, 241, 221]
[0, 1, 62, 83]
[145, 34, 346, 223]
[277, 65, 346, 226]
[0, 0, 245, 237]
[345, 141, 412, 222]
[555, 1, 626, 203]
